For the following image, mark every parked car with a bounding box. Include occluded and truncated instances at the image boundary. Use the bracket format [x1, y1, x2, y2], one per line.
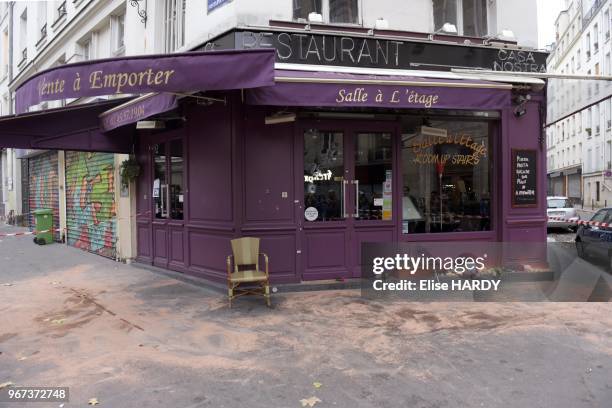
[575, 208, 612, 270]
[547, 196, 579, 230]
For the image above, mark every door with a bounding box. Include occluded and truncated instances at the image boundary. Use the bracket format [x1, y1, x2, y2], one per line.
[300, 122, 396, 280]
[151, 136, 186, 270]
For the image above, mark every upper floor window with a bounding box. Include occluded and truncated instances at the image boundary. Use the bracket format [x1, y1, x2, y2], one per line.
[586, 33, 591, 58]
[111, 13, 125, 55]
[433, 0, 488, 37]
[293, 0, 359, 24]
[605, 9, 610, 41]
[19, 9, 27, 65]
[330, 0, 358, 24]
[593, 24, 599, 52]
[293, 0, 322, 21]
[164, 0, 186, 52]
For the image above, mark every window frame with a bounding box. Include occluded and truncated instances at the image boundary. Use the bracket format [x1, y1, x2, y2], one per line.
[433, 0, 489, 37]
[292, 0, 361, 25]
[111, 13, 125, 56]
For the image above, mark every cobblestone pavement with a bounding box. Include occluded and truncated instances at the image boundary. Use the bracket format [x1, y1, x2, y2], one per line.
[1, 224, 612, 408]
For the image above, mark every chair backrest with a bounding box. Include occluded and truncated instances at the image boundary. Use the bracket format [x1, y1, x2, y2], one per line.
[231, 237, 260, 270]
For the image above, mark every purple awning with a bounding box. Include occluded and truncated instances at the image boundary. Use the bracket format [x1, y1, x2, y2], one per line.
[99, 93, 178, 132]
[0, 99, 134, 153]
[247, 70, 512, 110]
[16, 49, 275, 114]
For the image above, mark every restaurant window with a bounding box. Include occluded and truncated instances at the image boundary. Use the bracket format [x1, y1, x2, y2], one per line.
[354, 132, 393, 220]
[303, 130, 345, 221]
[164, 0, 186, 52]
[401, 119, 492, 234]
[153, 140, 184, 220]
[433, 0, 488, 37]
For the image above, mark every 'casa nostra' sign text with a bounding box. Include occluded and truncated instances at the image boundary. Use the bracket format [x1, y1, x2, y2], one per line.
[204, 29, 548, 73]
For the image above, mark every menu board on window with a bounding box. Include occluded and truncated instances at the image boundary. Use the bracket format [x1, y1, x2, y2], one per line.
[512, 149, 538, 207]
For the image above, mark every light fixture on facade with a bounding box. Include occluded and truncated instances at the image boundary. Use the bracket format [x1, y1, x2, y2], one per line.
[484, 29, 516, 45]
[265, 112, 296, 125]
[513, 94, 531, 118]
[375, 18, 389, 30]
[429, 23, 458, 40]
[136, 120, 165, 129]
[308, 12, 323, 23]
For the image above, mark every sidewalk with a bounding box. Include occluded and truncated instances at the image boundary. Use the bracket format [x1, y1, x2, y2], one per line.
[1, 224, 612, 407]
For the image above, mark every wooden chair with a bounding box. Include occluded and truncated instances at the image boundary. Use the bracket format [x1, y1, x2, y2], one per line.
[226, 237, 271, 308]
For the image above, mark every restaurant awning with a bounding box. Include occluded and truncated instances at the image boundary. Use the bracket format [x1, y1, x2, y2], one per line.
[247, 68, 515, 110]
[99, 92, 179, 132]
[0, 99, 134, 153]
[16, 49, 275, 114]
[1, 49, 276, 151]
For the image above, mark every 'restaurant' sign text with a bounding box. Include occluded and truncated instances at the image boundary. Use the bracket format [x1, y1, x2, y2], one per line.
[203, 29, 548, 73]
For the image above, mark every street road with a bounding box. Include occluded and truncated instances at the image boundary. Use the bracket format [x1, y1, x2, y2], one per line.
[0, 224, 611, 408]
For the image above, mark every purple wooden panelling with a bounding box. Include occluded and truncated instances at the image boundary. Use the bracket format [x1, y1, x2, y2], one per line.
[244, 110, 294, 224]
[353, 228, 395, 276]
[187, 104, 233, 223]
[153, 225, 168, 263]
[305, 230, 347, 269]
[137, 223, 151, 258]
[170, 228, 185, 264]
[253, 233, 297, 282]
[188, 230, 233, 274]
[501, 100, 547, 244]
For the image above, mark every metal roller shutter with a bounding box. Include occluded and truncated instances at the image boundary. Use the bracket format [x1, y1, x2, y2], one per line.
[28, 152, 60, 241]
[552, 177, 564, 196]
[568, 174, 581, 199]
[65, 151, 117, 258]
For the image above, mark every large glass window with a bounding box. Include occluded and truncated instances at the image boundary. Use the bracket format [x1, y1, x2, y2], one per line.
[401, 119, 492, 234]
[293, 0, 322, 20]
[304, 130, 345, 222]
[354, 133, 393, 220]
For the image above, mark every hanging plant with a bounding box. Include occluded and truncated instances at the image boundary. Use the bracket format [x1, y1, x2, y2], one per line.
[120, 156, 141, 189]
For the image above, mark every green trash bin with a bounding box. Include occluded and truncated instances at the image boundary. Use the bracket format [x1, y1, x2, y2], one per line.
[33, 209, 54, 245]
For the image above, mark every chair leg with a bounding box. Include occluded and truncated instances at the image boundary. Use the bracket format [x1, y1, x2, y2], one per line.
[228, 287, 233, 309]
[265, 283, 271, 307]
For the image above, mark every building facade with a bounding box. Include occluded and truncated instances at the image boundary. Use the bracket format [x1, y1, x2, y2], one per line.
[546, 0, 612, 206]
[0, 0, 547, 283]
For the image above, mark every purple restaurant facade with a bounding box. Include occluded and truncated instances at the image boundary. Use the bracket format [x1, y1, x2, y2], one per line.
[1, 27, 549, 285]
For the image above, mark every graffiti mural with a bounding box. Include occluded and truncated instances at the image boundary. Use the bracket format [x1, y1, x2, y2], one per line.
[28, 152, 60, 240]
[65, 152, 117, 258]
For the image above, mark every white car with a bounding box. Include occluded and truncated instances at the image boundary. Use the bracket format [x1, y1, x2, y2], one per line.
[547, 196, 580, 230]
